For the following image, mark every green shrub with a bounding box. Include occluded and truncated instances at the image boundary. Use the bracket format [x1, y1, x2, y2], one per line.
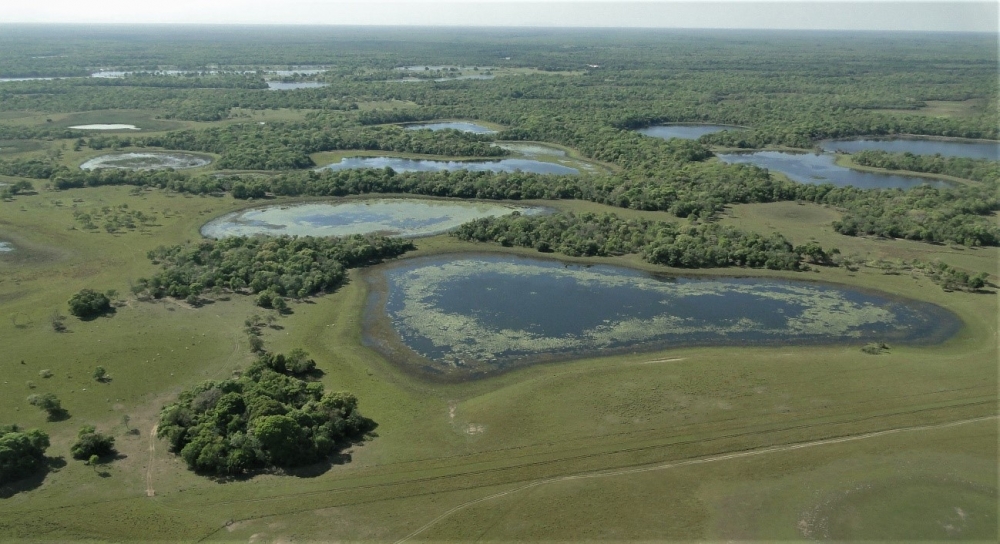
[67, 289, 111, 318]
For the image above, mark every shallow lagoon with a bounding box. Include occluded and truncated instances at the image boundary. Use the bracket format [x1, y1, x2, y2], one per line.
[405, 122, 496, 134]
[201, 198, 546, 239]
[80, 152, 212, 170]
[717, 151, 952, 189]
[637, 124, 742, 140]
[364, 255, 959, 379]
[317, 156, 578, 175]
[820, 138, 999, 160]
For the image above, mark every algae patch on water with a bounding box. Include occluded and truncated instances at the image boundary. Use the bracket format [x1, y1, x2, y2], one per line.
[363, 255, 959, 380]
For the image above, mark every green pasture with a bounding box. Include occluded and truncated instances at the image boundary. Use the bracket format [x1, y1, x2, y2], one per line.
[0, 180, 995, 541]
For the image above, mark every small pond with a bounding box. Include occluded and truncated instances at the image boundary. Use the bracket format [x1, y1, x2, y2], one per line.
[717, 151, 952, 189]
[201, 198, 546, 239]
[317, 156, 578, 175]
[637, 124, 743, 140]
[0, 241, 13, 252]
[363, 255, 960, 380]
[819, 138, 999, 160]
[405, 122, 496, 134]
[69, 124, 140, 130]
[80, 152, 212, 170]
[266, 82, 328, 90]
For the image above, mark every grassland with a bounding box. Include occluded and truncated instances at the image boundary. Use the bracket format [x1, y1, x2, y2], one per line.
[0, 174, 995, 541]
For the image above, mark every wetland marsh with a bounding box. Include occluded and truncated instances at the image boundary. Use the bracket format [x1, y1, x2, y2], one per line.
[79, 152, 212, 170]
[201, 198, 547, 238]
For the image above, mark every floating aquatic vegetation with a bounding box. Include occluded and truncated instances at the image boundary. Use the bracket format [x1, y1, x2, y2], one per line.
[201, 198, 547, 239]
[364, 255, 959, 379]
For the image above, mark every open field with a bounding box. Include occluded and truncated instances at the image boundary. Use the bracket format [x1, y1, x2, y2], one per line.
[0, 184, 996, 541]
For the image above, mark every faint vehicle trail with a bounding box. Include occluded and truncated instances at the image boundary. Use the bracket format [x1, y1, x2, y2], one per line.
[146, 424, 158, 497]
[393, 415, 997, 543]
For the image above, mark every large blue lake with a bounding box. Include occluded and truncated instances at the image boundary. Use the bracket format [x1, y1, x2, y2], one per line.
[363, 255, 959, 380]
[317, 157, 578, 175]
[717, 151, 952, 190]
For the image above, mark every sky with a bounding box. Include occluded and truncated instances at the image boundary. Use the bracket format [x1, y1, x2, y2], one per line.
[2, 1, 997, 32]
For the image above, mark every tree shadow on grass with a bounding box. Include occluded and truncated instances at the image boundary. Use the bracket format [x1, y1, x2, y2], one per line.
[46, 409, 71, 422]
[0, 457, 66, 499]
[76, 307, 117, 322]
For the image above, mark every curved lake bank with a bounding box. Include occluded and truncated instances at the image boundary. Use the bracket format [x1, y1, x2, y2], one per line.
[404, 122, 496, 134]
[717, 151, 953, 189]
[363, 254, 960, 381]
[80, 152, 212, 170]
[637, 124, 743, 140]
[317, 156, 579, 175]
[820, 137, 999, 160]
[201, 198, 547, 239]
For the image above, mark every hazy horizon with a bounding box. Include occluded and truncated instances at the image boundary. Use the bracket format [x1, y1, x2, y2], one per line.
[2, 1, 997, 32]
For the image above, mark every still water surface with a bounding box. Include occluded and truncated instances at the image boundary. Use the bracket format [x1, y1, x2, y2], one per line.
[717, 151, 952, 189]
[820, 138, 999, 160]
[365, 255, 958, 379]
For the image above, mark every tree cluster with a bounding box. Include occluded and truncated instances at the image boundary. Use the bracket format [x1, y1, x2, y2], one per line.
[454, 211, 820, 270]
[157, 350, 374, 475]
[136, 234, 414, 304]
[69, 425, 116, 460]
[0, 425, 50, 485]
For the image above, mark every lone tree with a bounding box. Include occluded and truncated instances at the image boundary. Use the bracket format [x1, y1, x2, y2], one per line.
[93, 366, 108, 382]
[27, 393, 65, 419]
[70, 425, 116, 460]
[0, 425, 50, 485]
[68, 289, 111, 318]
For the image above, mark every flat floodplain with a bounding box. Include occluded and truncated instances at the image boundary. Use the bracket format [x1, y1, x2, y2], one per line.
[362, 253, 960, 380]
[200, 198, 548, 239]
